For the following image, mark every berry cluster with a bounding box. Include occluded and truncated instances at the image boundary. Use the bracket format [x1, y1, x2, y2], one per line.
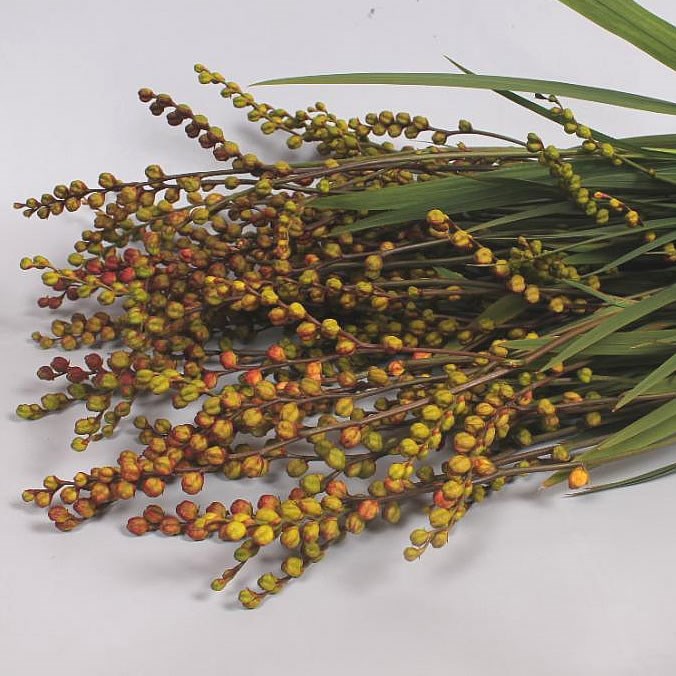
[17, 65, 676, 608]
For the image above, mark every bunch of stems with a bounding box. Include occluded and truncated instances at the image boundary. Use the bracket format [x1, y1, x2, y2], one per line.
[16, 65, 676, 608]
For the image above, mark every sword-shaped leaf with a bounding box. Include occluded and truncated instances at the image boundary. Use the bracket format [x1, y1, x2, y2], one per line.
[615, 354, 676, 410]
[317, 160, 676, 219]
[541, 285, 676, 370]
[506, 329, 676, 357]
[466, 202, 574, 234]
[432, 267, 466, 281]
[254, 72, 676, 115]
[557, 0, 676, 72]
[476, 295, 527, 326]
[622, 134, 676, 148]
[327, 176, 556, 234]
[585, 230, 676, 276]
[445, 57, 646, 154]
[560, 279, 631, 308]
[596, 397, 676, 454]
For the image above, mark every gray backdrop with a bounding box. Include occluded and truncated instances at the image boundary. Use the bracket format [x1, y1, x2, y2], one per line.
[1, 1, 675, 674]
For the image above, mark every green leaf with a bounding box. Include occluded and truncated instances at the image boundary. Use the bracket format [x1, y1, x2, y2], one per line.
[597, 396, 676, 453]
[506, 329, 676, 357]
[537, 217, 676, 241]
[466, 202, 574, 234]
[330, 205, 430, 233]
[564, 251, 619, 264]
[432, 267, 466, 280]
[320, 169, 549, 212]
[620, 133, 676, 156]
[318, 159, 676, 224]
[557, 0, 676, 72]
[254, 72, 676, 115]
[615, 353, 676, 410]
[562, 252, 608, 264]
[560, 279, 631, 307]
[444, 57, 565, 123]
[622, 134, 676, 149]
[326, 174, 558, 234]
[571, 458, 676, 496]
[445, 57, 643, 153]
[585, 230, 676, 276]
[476, 295, 527, 326]
[642, 375, 676, 396]
[541, 285, 676, 370]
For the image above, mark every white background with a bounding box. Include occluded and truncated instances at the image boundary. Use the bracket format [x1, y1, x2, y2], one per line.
[1, 1, 675, 674]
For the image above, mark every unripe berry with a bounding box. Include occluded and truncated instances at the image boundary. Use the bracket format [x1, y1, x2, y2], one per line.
[281, 556, 304, 578]
[426, 209, 446, 226]
[448, 455, 472, 474]
[252, 524, 275, 546]
[453, 432, 476, 453]
[404, 546, 423, 561]
[222, 520, 247, 541]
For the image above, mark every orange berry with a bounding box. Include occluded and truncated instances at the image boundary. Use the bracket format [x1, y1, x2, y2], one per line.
[356, 499, 379, 521]
[127, 517, 149, 536]
[181, 471, 205, 495]
[568, 466, 589, 490]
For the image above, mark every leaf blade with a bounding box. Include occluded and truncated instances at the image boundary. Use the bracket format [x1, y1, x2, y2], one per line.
[559, 279, 631, 308]
[254, 72, 676, 115]
[475, 294, 527, 326]
[445, 57, 644, 153]
[597, 397, 676, 454]
[325, 173, 560, 234]
[585, 230, 676, 276]
[466, 202, 574, 234]
[541, 285, 676, 370]
[615, 353, 676, 410]
[505, 330, 676, 357]
[432, 267, 466, 281]
[557, 0, 676, 72]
